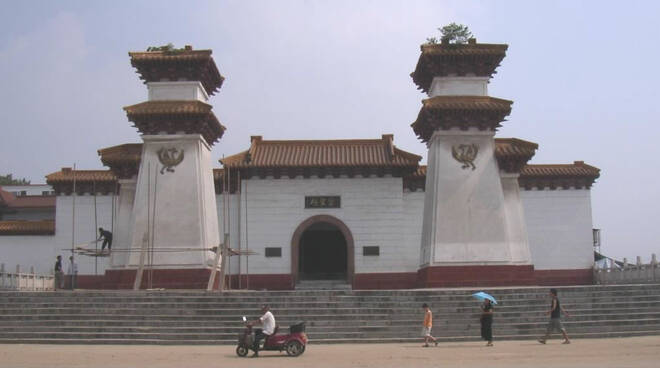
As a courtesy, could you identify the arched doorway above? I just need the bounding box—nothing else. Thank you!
[291,215,354,285]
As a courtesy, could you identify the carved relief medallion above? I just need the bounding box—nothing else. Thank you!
[451,144,478,170]
[157,147,184,174]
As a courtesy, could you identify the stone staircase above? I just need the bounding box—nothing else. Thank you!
[1,284,660,345]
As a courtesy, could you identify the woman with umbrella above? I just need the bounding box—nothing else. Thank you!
[473,292,496,346]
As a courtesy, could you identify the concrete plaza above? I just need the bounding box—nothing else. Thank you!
[1,336,658,368]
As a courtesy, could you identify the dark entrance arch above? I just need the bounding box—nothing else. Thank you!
[291,215,354,285]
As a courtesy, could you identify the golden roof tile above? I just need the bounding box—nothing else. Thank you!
[0,220,55,236]
[220,135,421,169]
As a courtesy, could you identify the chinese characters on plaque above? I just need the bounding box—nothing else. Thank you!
[305,196,340,209]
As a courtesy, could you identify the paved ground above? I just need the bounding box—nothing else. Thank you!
[1,336,659,368]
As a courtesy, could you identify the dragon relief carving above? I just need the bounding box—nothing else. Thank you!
[157,147,184,174]
[451,143,478,170]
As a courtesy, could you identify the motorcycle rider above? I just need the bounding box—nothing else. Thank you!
[249,304,276,357]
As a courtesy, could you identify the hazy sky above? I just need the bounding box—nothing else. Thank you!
[1,1,659,261]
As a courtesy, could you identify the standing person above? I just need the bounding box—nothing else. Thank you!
[538,288,571,344]
[67,256,78,290]
[421,303,438,347]
[480,299,494,346]
[54,255,64,290]
[249,304,276,357]
[97,227,113,252]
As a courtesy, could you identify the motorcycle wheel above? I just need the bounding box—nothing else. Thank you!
[236,345,248,357]
[285,341,304,357]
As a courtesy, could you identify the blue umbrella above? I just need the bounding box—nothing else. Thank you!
[472,291,498,305]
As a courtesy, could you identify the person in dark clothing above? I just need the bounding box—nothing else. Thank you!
[538,288,571,344]
[480,299,494,346]
[54,255,64,290]
[97,227,113,251]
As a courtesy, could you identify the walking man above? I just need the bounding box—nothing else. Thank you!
[422,303,438,347]
[54,255,64,290]
[538,288,571,344]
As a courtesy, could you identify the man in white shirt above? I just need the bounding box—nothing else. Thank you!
[251,304,276,357]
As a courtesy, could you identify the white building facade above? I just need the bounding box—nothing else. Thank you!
[0,41,600,289]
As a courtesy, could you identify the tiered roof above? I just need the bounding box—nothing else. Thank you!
[128,46,224,95]
[411,39,508,93]
[0,220,55,236]
[519,161,600,189]
[219,135,422,182]
[46,168,117,195]
[123,100,225,146]
[411,96,513,141]
[494,138,538,173]
[98,143,142,179]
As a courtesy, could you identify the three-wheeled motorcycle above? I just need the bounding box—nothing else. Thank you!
[236,316,307,357]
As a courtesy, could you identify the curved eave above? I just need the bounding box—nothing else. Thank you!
[411,42,508,93]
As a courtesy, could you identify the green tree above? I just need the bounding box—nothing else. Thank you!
[426,23,473,45]
[0,174,30,185]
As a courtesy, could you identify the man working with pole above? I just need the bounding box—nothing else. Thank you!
[97,227,113,253]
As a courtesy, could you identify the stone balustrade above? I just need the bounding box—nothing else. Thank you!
[0,263,54,291]
[594,254,659,284]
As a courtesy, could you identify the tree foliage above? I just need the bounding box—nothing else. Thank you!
[0,174,30,185]
[426,23,473,45]
[146,43,187,54]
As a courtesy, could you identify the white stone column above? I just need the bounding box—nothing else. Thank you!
[110,178,136,269]
[420,128,513,266]
[127,134,219,269]
[500,172,532,264]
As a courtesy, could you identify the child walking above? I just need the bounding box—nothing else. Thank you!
[422,303,438,347]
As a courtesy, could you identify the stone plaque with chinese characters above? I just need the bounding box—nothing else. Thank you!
[305,196,340,209]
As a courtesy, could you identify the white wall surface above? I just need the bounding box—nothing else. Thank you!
[217,176,422,276]
[0,194,114,275]
[521,188,595,270]
[429,76,489,97]
[1,175,598,277]
[0,235,56,275]
[54,195,114,275]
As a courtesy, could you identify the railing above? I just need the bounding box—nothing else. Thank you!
[594,254,660,284]
[0,263,54,291]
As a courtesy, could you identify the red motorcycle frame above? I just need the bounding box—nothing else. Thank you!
[236,317,307,357]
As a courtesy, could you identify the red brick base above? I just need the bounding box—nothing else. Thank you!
[534,268,593,285]
[71,267,593,290]
[101,269,219,290]
[226,274,294,290]
[353,272,418,289]
[417,265,537,288]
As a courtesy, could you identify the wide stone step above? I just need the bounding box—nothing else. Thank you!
[2,284,659,344]
[4,293,660,308]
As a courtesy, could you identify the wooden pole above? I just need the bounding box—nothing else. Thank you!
[70,163,76,290]
[207,233,229,291]
[93,180,98,275]
[149,169,158,289]
[133,232,149,290]
[226,166,231,290]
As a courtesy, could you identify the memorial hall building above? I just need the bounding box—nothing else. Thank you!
[0,39,600,290]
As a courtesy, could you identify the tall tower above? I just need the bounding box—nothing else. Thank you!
[120,45,225,289]
[411,38,535,287]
